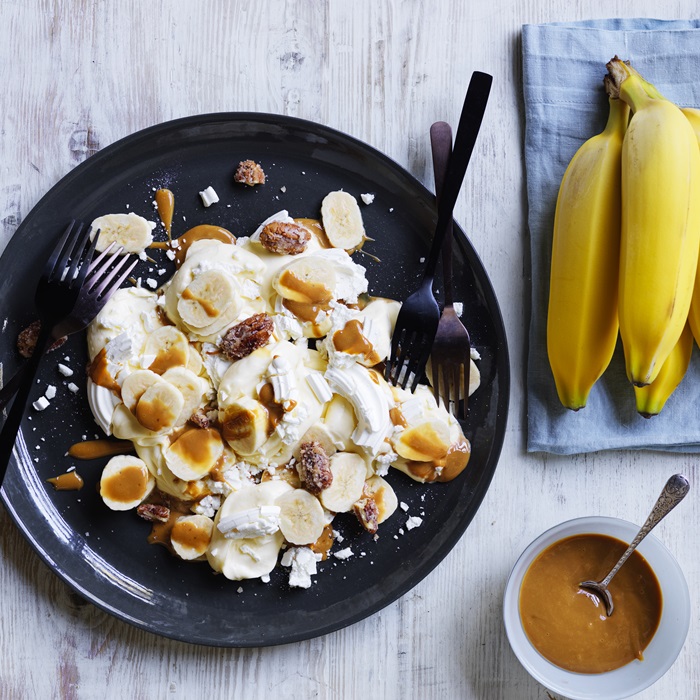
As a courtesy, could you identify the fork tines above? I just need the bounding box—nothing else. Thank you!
[385,327,434,392]
[84,242,138,301]
[431,357,470,420]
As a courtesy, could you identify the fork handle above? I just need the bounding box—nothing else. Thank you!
[0,321,54,485]
[423,71,491,282]
[430,121,454,307]
[0,366,24,412]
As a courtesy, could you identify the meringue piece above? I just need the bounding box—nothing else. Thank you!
[305,371,333,404]
[218,505,282,539]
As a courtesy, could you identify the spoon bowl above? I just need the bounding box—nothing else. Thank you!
[578,473,689,617]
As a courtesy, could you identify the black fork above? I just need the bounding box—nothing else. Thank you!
[385,71,491,391]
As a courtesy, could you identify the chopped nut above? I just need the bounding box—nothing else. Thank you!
[234,159,266,186]
[136,503,170,523]
[297,441,333,495]
[219,313,274,361]
[353,497,379,535]
[16,320,66,358]
[259,221,311,255]
[188,409,210,429]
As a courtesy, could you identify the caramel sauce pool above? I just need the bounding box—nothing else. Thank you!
[148,497,192,553]
[519,534,662,674]
[155,188,175,237]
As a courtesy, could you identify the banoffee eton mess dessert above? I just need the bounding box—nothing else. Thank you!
[82,166,480,589]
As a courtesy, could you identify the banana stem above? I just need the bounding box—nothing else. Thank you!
[606,56,656,113]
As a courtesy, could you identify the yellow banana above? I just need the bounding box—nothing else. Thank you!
[607,57,700,386]
[546,95,628,410]
[681,107,700,347]
[634,323,693,417]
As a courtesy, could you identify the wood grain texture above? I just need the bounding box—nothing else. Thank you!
[0,1,698,698]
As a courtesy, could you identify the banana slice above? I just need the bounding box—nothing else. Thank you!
[273,257,336,304]
[133,381,184,433]
[364,475,398,523]
[394,420,451,462]
[220,395,269,455]
[321,395,357,451]
[90,212,156,254]
[207,481,293,580]
[276,489,326,545]
[187,345,204,375]
[319,452,366,513]
[121,370,162,412]
[171,514,214,560]
[164,427,224,481]
[99,455,154,510]
[320,191,366,251]
[161,366,208,425]
[294,423,339,460]
[144,326,190,375]
[177,270,238,328]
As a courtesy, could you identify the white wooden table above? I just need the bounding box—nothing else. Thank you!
[0,2,697,698]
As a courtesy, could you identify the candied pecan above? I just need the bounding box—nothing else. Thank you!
[188,409,210,429]
[234,159,266,186]
[297,441,333,495]
[353,497,379,535]
[16,320,66,358]
[136,503,170,523]
[259,221,311,255]
[219,313,274,361]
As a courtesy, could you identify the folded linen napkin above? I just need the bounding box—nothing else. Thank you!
[524,18,700,454]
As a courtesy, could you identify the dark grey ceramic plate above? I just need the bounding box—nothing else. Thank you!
[0,113,509,647]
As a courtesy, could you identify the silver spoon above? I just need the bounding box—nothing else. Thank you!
[579,473,690,616]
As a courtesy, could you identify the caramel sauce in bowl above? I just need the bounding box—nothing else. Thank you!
[503,516,690,700]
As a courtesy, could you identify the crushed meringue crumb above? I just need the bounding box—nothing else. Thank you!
[67,383,79,393]
[334,547,354,560]
[32,396,50,411]
[406,516,423,531]
[199,186,220,207]
[45,385,57,400]
[57,363,73,377]
[360,193,375,205]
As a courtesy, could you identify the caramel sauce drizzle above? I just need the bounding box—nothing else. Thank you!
[333,319,380,365]
[181,286,219,318]
[68,439,134,460]
[101,465,149,504]
[155,188,175,238]
[258,382,284,435]
[171,519,211,555]
[47,471,84,491]
[88,348,120,393]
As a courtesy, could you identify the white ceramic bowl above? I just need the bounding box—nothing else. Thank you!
[503,516,690,700]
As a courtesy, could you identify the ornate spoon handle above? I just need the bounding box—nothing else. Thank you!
[601,474,690,588]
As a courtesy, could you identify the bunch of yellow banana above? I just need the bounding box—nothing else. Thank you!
[547,87,628,410]
[547,57,700,416]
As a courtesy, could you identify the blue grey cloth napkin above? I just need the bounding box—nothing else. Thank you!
[523,18,700,454]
